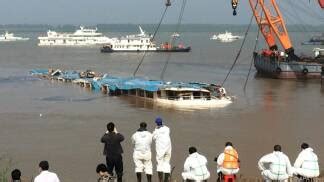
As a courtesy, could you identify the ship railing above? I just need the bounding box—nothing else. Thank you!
[158,96,211,100]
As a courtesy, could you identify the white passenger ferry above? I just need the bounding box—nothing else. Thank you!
[101,26,157,52]
[38,26,111,46]
[0,31,29,42]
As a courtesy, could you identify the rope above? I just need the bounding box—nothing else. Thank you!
[244,18,261,92]
[221,13,254,87]
[175,0,187,35]
[133,5,169,77]
[160,0,187,80]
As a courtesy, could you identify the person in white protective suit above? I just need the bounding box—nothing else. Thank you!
[293,143,320,180]
[131,122,153,182]
[182,146,210,182]
[258,145,293,182]
[152,117,172,182]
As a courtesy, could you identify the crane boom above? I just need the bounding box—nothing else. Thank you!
[248,0,293,52]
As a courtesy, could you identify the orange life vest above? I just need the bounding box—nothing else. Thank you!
[222,148,239,169]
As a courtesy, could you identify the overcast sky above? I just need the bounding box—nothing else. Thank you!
[0,0,322,25]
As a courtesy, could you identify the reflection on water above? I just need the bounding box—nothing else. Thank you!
[39,95,101,102]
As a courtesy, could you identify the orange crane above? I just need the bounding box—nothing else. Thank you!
[230,0,323,79]
[232,0,323,59]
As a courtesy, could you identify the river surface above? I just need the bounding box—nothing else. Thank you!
[0,26,323,181]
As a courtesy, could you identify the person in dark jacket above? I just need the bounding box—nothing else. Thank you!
[101,122,124,182]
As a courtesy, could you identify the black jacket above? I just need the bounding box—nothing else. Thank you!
[101,132,124,156]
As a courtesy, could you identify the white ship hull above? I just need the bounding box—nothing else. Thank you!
[155,97,232,109]
[101,26,157,52]
[38,26,111,47]
[0,32,29,42]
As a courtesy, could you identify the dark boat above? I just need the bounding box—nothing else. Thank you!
[156,46,191,52]
[247,0,324,79]
[302,34,324,45]
[254,50,322,79]
[100,43,191,53]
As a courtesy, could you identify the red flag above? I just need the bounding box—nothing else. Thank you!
[319,0,324,8]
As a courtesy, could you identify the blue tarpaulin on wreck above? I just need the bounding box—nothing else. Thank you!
[92,76,164,92]
[61,71,80,80]
[30,69,210,92]
[30,69,49,75]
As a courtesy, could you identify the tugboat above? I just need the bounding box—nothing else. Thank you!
[247,0,322,79]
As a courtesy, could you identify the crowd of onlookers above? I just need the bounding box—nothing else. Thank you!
[7,117,321,182]
[97,117,320,182]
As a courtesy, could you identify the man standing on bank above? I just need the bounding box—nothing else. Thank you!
[152,117,172,182]
[132,122,153,182]
[101,122,124,182]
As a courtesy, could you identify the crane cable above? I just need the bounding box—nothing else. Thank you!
[133,4,170,77]
[244,15,261,92]
[221,13,254,87]
[160,0,187,80]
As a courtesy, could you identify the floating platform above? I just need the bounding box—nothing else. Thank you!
[30,69,232,109]
[254,51,322,79]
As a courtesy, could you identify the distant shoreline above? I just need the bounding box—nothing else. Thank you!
[0,24,323,33]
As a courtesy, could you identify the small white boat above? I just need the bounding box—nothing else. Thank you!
[171,32,180,38]
[210,31,242,42]
[0,31,30,42]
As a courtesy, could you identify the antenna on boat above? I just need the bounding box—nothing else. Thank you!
[138,26,145,36]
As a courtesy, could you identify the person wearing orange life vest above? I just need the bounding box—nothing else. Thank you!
[216,142,240,180]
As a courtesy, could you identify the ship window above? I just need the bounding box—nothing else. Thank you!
[130,89,136,95]
[193,91,201,99]
[138,89,145,97]
[180,92,192,100]
[166,90,178,100]
[141,40,143,43]
[157,90,161,97]
[202,92,211,100]
[146,40,148,43]
[146,91,153,98]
